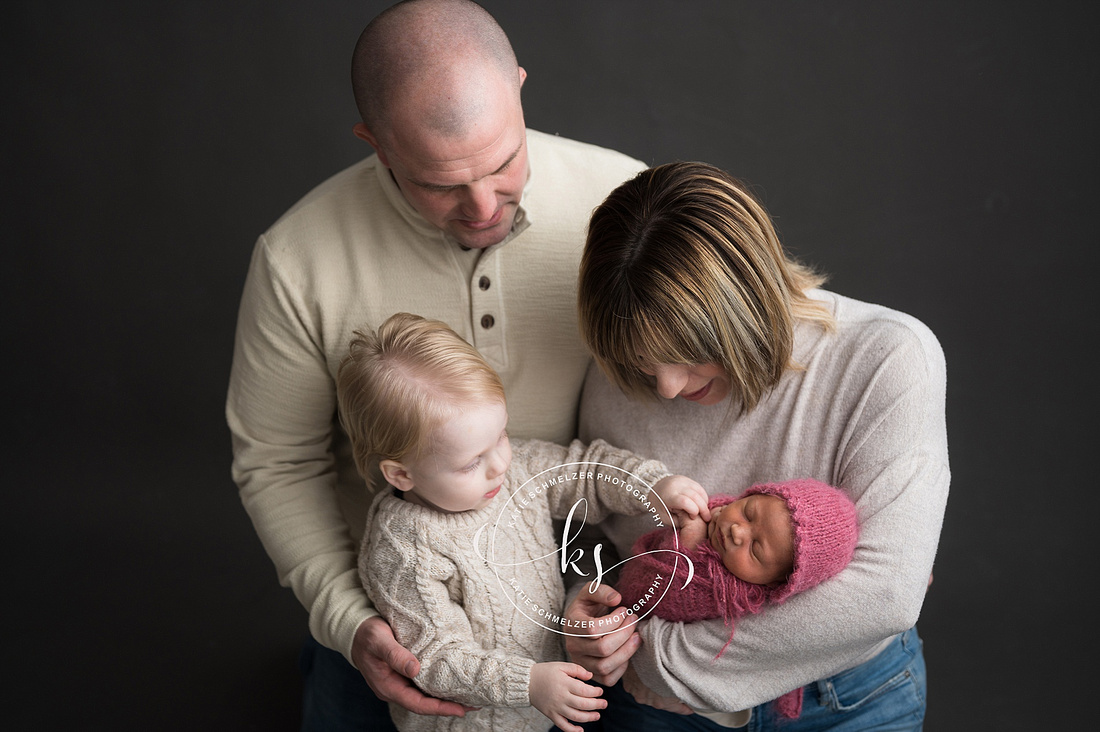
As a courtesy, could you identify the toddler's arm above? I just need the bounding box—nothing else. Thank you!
[513,438,674,522]
[361,515,537,710]
[529,662,606,732]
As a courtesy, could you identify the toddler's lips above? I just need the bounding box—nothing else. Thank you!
[484,485,502,500]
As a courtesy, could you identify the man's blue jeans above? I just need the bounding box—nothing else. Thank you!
[600,626,927,732]
[299,635,397,732]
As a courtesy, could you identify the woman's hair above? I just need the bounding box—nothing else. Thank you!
[336,312,505,485]
[578,161,835,413]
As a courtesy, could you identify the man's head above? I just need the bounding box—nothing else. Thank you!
[351,0,529,249]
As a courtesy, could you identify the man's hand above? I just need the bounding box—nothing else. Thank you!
[622,664,692,715]
[351,616,474,717]
[563,584,641,686]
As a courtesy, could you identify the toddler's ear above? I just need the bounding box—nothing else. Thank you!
[380,459,415,492]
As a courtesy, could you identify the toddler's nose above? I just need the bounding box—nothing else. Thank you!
[486,451,508,478]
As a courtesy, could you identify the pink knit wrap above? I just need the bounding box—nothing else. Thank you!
[618,478,859,719]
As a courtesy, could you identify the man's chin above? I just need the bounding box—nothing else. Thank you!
[452,225,511,249]
[450,208,517,248]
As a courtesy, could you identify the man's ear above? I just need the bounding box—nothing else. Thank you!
[379,459,414,492]
[352,122,390,167]
[518,66,527,88]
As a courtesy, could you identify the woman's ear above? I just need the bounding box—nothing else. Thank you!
[380,459,414,492]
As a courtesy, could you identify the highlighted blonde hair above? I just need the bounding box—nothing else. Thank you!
[336,312,505,486]
[579,162,835,413]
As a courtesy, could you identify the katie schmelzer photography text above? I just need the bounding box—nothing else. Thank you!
[474,462,693,637]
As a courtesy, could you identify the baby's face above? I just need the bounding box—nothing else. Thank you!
[707,494,794,585]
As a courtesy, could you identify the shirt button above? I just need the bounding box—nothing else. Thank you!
[481,314,495,329]
[478,276,491,290]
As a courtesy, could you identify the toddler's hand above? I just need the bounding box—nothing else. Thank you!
[529,662,606,732]
[652,475,711,524]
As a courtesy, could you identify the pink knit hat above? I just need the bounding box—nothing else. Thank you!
[734,478,859,604]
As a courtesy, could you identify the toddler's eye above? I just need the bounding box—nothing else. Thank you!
[461,459,480,473]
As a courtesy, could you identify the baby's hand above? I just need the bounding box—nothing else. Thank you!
[652,475,711,524]
[678,515,708,551]
[529,662,605,732]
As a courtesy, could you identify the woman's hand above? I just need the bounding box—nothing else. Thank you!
[529,662,606,732]
[563,584,642,685]
[351,616,476,717]
[622,664,693,715]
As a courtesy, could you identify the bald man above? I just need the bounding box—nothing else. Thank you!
[225,1,644,728]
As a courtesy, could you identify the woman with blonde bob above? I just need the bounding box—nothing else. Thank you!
[566,162,949,731]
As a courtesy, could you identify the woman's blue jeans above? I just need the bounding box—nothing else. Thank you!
[600,626,927,732]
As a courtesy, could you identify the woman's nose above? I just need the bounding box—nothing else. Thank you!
[653,366,688,400]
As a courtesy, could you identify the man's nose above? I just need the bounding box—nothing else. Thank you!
[460,181,496,221]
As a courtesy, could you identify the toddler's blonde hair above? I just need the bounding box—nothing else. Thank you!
[336,312,505,486]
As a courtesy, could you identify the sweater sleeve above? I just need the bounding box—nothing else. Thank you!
[510,438,673,523]
[226,237,373,661]
[361,513,534,708]
[632,321,950,712]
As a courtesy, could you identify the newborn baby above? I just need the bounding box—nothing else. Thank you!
[618,478,859,719]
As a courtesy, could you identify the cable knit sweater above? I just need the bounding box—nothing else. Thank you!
[359,438,670,732]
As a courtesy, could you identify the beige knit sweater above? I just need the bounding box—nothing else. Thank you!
[359,438,670,731]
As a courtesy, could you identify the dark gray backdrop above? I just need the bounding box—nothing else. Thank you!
[6,1,1097,729]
